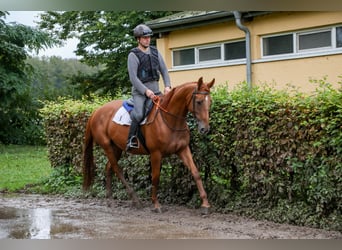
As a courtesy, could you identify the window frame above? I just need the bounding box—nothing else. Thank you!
[261,25,342,61]
[296,28,332,52]
[172,47,195,67]
[171,39,246,70]
[336,26,342,47]
[261,32,295,57]
[224,40,247,60]
[197,44,223,64]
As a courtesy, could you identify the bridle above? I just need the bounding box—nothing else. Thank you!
[151,87,210,131]
[191,87,210,117]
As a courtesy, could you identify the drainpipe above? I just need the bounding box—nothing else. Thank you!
[233,11,252,89]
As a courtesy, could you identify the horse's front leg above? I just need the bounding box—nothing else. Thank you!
[178,146,210,215]
[105,161,113,198]
[150,152,163,213]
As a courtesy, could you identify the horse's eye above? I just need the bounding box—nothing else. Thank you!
[196,100,203,105]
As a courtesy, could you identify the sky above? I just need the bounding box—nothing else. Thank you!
[5,11,79,59]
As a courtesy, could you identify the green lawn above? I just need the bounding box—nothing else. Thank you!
[0,145,52,192]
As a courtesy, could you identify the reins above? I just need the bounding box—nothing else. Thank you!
[151,95,188,131]
[152,95,186,120]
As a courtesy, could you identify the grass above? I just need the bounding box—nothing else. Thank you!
[0,145,52,192]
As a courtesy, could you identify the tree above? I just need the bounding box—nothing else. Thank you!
[0,11,57,144]
[27,56,101,100]
[38,11,178,96]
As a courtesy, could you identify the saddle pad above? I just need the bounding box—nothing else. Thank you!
[122,100,134,112]
[112,106,147,125]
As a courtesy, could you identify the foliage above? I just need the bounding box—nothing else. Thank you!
[0,12,57,145]
[38,11,179,96]
[40,78,341,231]
[27,56,102,100]
[1,11,176,145]
[40,164,83,196]
[191,79,341,231]
[40,95,112,171]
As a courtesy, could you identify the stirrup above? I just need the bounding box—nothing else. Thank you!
[126,136,139,150]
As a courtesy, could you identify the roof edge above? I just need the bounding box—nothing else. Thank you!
[146,11,272,34]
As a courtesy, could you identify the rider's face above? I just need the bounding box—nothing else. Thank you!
[138,36,151,48]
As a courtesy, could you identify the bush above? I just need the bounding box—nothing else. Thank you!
[189,79,341,231]
[40,95,112,172]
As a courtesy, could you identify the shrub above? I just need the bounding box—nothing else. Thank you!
[189,79,341,231]
[40,95,111,172]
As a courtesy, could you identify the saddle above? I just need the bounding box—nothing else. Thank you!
[112,97,155,153]
[112,98,153,126]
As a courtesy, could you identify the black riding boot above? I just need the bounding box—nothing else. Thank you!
[126,118,140,151]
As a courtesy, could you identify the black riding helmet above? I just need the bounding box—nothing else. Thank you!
[133,24,153,38]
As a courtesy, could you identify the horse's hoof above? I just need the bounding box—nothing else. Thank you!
[200,206,210,216]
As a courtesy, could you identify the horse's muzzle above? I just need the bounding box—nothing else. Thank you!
[198,122,210,134]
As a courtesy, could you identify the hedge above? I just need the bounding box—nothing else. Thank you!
[41,79,341,231]
[40,96,112,171]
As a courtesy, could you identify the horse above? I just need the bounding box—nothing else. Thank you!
[83,77,215,214]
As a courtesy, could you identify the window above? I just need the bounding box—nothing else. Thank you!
[336,26,342,47]
[198,46,221,62]
[298,30,331,50]
[173,48,195,66]
[172,40,246,68]
[262,26,342,58]
[263,34,293,56]
[225,40,246,60]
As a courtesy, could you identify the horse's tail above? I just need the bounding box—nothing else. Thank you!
[83,117,95,191]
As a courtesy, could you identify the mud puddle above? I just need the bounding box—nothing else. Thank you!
[0,194,341,239]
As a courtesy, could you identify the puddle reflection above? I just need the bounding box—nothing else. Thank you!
[29,208,51,239]
[0,207,52,239]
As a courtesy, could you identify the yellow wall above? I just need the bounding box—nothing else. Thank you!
[168,65,246,90]
[157,11,342,93]
[253,55,342,92]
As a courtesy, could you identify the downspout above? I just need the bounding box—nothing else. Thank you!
[233,11,252,89]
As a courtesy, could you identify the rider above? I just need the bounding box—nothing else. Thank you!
[126,24,172,151]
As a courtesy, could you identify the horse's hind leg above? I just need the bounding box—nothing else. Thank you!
[103,143,142,208]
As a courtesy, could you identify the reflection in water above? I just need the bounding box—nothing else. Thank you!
[29,208,52,239]
[0,206,81,239]
[0,207,52,239]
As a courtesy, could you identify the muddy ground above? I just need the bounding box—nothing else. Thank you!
[0,194,341,239]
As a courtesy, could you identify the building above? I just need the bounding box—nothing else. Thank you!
[147,11,342,92]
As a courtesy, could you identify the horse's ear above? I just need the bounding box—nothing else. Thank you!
[197,77,204,89]
[207,78,215,89]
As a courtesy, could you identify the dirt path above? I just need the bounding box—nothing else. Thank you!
[0,194,341,239]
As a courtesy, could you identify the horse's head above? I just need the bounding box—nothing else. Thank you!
[190,77,215,134]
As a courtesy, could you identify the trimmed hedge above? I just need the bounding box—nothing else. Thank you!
[41,79,341,231]
[40,96,112,171]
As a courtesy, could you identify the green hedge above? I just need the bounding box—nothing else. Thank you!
[191,80,341,231]
[40,96,112,172]
[41,79,341,231]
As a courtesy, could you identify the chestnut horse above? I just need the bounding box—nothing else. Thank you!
[83,77,215,214]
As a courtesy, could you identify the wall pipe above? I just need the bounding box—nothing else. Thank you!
[233,11,252,89]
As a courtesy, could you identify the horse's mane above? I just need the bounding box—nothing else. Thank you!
[160,81,197,108]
